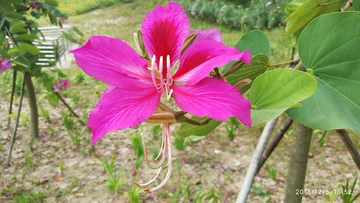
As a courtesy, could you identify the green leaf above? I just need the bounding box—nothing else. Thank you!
[0,18,4,29]
[0,0,14,13]
[55,69,66,77]
[226,54,269,94]
[284,0,342,36]
[188,136,206,142]
[284,0,320,22]
[7,47,26,56]
[9,22,27,34]
[18,42,40,55]
[45,0,59,7]
[30,11,41,19]
[15,34,39,41]
[353,0,360,11]
[176,116,222,137]
[285,0,307,15]
[250,69,317,126]
[234,30,270,58]
[13,55,30,69]
[285,7,321,36]
[11,0,23,4]
[4,12,23,19]
[73,26,84,36]
[286,12,360,135]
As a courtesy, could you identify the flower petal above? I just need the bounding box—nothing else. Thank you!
[173,39,251,85]
[70,36,152,89]
[89,86,161,146]
[142,2,189,71]
[172,77,251,127]
[188,29,223,43]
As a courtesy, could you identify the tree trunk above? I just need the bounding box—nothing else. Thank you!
[25,71,39,140]
[284,121,312,203]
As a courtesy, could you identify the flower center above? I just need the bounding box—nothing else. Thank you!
[149,55,173,100]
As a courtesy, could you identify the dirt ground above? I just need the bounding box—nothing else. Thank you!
[1,89,360,203]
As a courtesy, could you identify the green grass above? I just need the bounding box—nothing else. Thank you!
[58,0,134,15]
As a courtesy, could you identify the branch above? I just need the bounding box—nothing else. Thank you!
[53,89,86,126]
[7,70,17,129]
[268,58,300,67]
[6,73,26,166]
[256,117,293,173]
[236,118,278,203]
[336,129,360,170]
[341,0,352,11]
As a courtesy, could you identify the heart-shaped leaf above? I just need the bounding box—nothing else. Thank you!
[250,69,317,125]
[287,12,360,135]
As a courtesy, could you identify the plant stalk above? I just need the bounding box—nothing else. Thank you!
[7,70,17,130]
[6,73,26,166]
[336,129,360,170]
[236,118,278,203]
[54,89,86,126]
[284,121,312,203]
[256,117,293,173]
[268,58,300,67]
[25,71,39,139]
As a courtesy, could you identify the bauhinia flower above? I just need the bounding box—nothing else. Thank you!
[0,57,12,71]
[29,2,41,10]
[70,2,251,193]
[53,79,70,92]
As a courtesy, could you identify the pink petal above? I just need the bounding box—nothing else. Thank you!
[188,29,223,43]
[141,2,189,76]
[70,36,152,89]
[89,86,161,146]
[172,77,251,127]
[173,39,251,85]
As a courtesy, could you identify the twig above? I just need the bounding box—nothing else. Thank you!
[53,89,86,126]
[341,0,352,11]
[256,117,293,173]
[7,70,17,129]
[6,73,26,166]
[268,58,300,67]
[236,118,278,203]
[336,129,360,170]
[293,61,303,70]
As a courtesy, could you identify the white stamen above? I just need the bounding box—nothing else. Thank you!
[149,124,172,192]
[137,167,163,187]
[166,89,173,101]
[150,55,161,93]
[159,56,164,94]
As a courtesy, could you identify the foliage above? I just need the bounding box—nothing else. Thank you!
[24,152,33,168]
[128,132,144,170]
[286,12,360,136]
[177,0,290,31]
[327,176,360,203]
[99,156,127,192]
[124,183,143,203]
[192,187,222,203]
[170,177,194,202]
[266,165,277,180]
[58,0,134,15]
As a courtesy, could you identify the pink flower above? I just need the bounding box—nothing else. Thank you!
[29,2,41,9]
[181,159,185,164]
[0,57,12,71]
[59,17,68,24]
[70,2,251,193]
[70,1,251,148]
[61,79,71,89]
[53,82,63,92]
[255,176,260,181]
